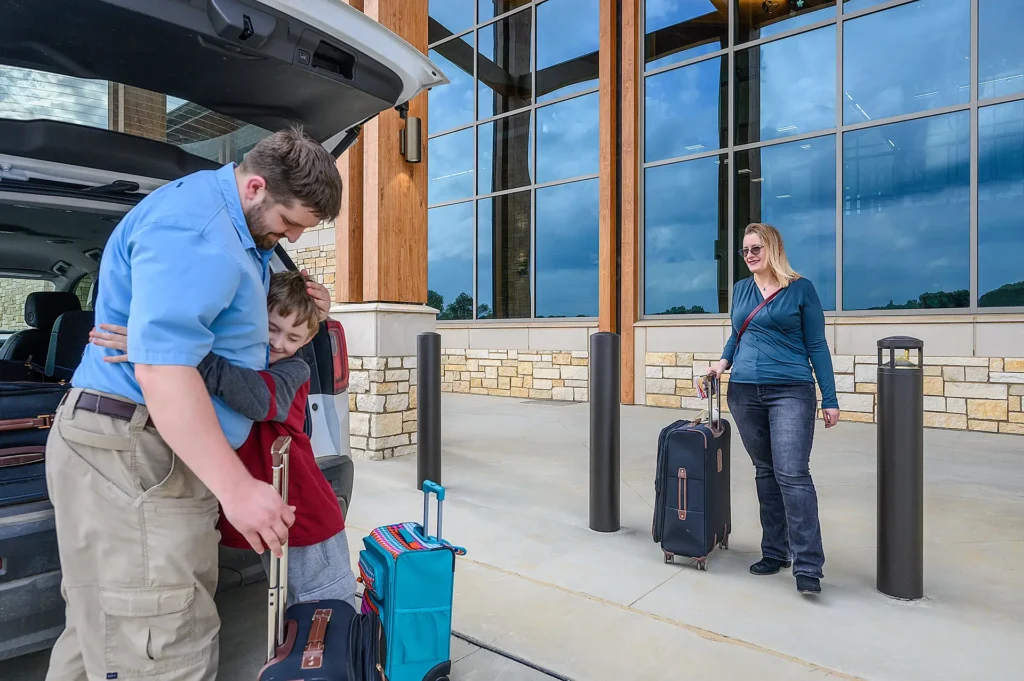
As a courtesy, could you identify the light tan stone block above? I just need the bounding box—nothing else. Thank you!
[832,355,855,373]
[680,397,707,410]
[368,434,409,450]
[1012,385,1024,396]
[517,362,534,375]
[841,412,875,424]
[553,353,571,365]
[924,412,967,430]
[404,409,417,422]
[647,378,676,395]
[574,388,589,401]
[498,366,517,377]
[371,381,399,395]
[349,394,357,411]
[969,420,999,433]
[349,371,370,394]
[675,384,698,397]
[999,422,1024,435]
[856,383,877,394]
[509,350,519,359]
[534,368,560,380]
[452,381,469,393]
[511,387,530,398]
[927,356,989,367]
[484,366,499,380]
[497,377,511,390]
[349,357,363,370]
[403,420,416,434]
[694,352,719,361]
[552,379,564,388]
[924,366,941,377]
[511,377,524,388]
[350,413,369,437]
[965,367,989,382]
[385,394,409,412]
[488,389,510,397]
[350,436,368,451]
[1009,396,1021,412]
[519,354,542,362]
[1009,412,1024,424]
[502,359,519,368]
[488,351,508,359]
[534,379,553,390]
[403,356,418,369]
[942,366,965,381]
[534,362,554,370]
[1005,358,1024,372]
[646,366,663,379]
[839,392,874,413]
[466,349,489,359]
[542,354,553,362]
[363,357,387,370]
[553,387,574,401]
[923,396,946,412]
[947,397,967,414]
[467,359,480,371]
[647,352,677,366]
[572,351,588,358]
[368,370,385,383]
[356,394,386,413]
[523,375,534,389]
[990,373,1024,384]
[483,378,498,389]
[675,353,694,366]
[571,358,588,366]
[967,399,1008,421]
[529,389,553,399]
[855,364,877,383]
[664,366,693,380]
[561,366,588,381]
[945,382,1007,399]
[647,394,681,408]
[923,377,944,396]
[470,387,488,395]
[387,357,402,369]
[566,380,588,388]
[370,412,403,437]
[836,375,855,393]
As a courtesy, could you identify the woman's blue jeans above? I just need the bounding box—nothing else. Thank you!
[726,381,825,579]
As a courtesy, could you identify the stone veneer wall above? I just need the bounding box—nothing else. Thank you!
[0,279,54,331]
[347,356,418,460]
[646,352,1024,435]
[441,349,589,401]
[287,222,336,298]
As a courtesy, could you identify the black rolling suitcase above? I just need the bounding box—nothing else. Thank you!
[0,382,68,508]
[652,375,731,571]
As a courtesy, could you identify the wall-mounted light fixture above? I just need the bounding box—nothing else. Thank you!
[398,104,422,163]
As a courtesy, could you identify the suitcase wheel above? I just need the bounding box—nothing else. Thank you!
[663,551,674,564]
[719,536,729,550]
[696,558,708,572]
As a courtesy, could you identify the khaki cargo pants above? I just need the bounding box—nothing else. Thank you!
[44,388,221,681]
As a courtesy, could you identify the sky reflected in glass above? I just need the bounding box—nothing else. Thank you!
[430,0,475,38]
[979,100,1024,308]
[843,0,970,125]
[428,128,475,205]
[537,0,600,102]
[979,0,1024,100]
[645,0,727,71]
[477,191,532,319]
[429,37,474,134]
[645,56,726,162]
[536,93,600,183]
[478,111,532,195]
[843,112,970,311]
[428,202,475,320]
[536,179,600,318]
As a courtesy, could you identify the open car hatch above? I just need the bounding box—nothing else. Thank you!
[0,0,447,148]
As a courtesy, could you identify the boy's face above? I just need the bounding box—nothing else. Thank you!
[268,307,313,364]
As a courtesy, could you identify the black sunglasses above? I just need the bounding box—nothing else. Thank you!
[738,245,763,258]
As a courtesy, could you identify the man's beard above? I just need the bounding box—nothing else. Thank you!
[244,201,280,250]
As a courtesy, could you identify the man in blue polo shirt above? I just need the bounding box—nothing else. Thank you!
[43,127,341,681]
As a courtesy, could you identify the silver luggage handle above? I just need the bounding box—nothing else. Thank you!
[267,435,292,662]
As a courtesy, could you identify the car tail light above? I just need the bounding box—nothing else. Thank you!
[326,319,349,394]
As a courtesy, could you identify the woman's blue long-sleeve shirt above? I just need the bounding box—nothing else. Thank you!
[721,277,839,410]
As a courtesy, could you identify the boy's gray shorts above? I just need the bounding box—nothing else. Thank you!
[261,528,357,610]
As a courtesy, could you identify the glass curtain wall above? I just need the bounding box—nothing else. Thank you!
[642,0,1024,316]
[427,0,601,320]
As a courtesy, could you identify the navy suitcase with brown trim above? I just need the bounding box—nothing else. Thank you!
[0,382,68,508]
[652,376,732,571]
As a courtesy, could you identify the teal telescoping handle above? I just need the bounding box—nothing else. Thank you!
[422,480,445,540]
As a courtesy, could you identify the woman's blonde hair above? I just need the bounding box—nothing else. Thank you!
[744,223,800,288]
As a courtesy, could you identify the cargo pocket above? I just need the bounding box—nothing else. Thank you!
[99,585,200,675]
[392,608,448,665]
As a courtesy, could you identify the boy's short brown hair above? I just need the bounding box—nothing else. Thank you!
[267,271,321,338]
[240,125,342,222]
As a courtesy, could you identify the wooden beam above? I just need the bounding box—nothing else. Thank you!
[361,0,429,304]
[620,0,641,404]
[598,0,619,334]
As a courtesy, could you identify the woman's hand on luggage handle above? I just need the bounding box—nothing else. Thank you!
[823,408,840,428]
[90,323,129,362]
[707,359,729,379]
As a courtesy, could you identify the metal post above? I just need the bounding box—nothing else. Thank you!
[417,332,441,490]
[589,332,620,532]
[876,336,925,600]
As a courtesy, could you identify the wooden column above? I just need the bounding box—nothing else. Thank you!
[620,0,641,403]
[361,0,429,304]
[108,84,166,141]
[334,0,365,304]
[598,0,619,335]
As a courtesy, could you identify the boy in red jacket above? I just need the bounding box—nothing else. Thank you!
[92,271,355,609]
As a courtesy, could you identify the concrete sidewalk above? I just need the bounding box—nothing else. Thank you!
[343,393,1024,681]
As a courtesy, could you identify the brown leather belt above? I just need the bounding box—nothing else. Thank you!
[73,391,153,427]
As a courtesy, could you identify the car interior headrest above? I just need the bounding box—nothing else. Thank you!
[24,291,82,331]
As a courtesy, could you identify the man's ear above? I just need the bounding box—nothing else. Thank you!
[242,175,267,202]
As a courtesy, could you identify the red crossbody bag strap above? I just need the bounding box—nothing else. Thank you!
[736,288,781,340]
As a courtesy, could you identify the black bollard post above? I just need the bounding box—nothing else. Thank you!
[589,332,620,532]
[876,336,925,600]
[417,332,441,491]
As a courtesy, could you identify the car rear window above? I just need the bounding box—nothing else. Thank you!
[0,277,54,333]
[0,65,272,165]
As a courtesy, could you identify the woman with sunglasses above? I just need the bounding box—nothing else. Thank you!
[708,222,839,595]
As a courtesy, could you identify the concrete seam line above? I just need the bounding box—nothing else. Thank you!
[458,557,867,681]
[353,590,575,681]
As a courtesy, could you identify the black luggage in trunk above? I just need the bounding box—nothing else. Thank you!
[652,377,731,571]
[0,383,68,508]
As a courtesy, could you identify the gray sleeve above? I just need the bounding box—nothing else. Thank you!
[196,354,310,423]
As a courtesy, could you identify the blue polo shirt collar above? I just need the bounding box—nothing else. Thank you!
[215,163,257,253]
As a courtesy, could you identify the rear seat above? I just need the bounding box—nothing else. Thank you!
[45,310,95,382]
[0,292,81,365]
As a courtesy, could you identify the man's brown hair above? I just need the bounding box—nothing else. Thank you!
[267,271,321,338]
[240,125,341,221]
